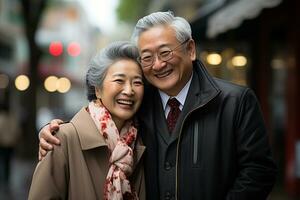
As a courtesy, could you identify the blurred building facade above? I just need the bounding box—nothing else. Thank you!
[0,0,106,182]
[0,0,299,199]
[34,0,100,124]
[190,0,300,198]
[0,0,24,133]
[0,0,103,129]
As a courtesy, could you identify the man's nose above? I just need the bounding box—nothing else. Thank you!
[152,54,167,71]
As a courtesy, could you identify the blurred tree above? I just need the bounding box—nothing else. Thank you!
[19,0,48,158]
[116,0,150,24]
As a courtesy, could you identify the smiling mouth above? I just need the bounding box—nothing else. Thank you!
[117,99,134,107]
[155,69,172,78]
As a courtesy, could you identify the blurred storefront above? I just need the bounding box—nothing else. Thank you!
[0,0,105,160]
[0,0,102,128]
[189,0,300,198]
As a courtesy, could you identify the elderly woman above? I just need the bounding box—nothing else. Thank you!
[28,41,145,200]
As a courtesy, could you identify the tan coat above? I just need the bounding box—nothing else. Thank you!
[28,107,146,200]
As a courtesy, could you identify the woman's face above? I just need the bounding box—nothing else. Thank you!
[96,59,144,129]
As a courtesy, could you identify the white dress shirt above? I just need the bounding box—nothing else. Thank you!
[159,73,193,118]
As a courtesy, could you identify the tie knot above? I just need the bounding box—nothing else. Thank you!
[167,98,180,109]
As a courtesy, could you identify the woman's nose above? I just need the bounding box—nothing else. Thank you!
[122,83,134,95]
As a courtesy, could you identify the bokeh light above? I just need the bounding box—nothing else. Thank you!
[49,41,63,56]
[44,76,58,92]
[57,77,71,93]
[206,53,222,65]
[15,75,30,91]
[67,42,81,57]
[232,55,247,67]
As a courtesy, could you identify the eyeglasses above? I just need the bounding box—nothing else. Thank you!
[138,39,190,68]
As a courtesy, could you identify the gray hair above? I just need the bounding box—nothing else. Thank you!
[131,11,192,45]
[86,41,140,101]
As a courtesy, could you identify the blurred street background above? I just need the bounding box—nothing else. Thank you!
[0,0,299,199]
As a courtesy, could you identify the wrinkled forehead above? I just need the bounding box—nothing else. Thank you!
[137,25,178,51]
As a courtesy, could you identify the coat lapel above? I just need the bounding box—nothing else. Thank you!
[132,138,146,194]
[71,107,107,150]
[134,140,146,169]
[170,73,202,142]
[153,91,171,144]
[170,60,221,143]
[71,108,109,199]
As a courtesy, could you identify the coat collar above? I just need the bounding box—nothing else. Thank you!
[188,59,220,108]
[71,107,107,150]
[71,107,145,162]
[164,59,221,114]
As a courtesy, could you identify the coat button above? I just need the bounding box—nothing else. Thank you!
[164,162,172,170]
[165,191,171,200]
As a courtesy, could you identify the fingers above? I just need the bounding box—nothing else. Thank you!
[39,123,61,145]
[38,151,41,161]
[38,138,52,161]
[49,119,63,132]
[38,145,48,161]
[38,119,64,160]
[39,136,59,161]
[40,137,54,151]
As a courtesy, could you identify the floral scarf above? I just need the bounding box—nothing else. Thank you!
[88,101,138,200]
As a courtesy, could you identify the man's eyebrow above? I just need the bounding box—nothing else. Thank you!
[140,43,171,53]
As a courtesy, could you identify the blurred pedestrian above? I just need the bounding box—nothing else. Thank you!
[0,77,21,187]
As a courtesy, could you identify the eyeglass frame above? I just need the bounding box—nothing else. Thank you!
[137,38,190,68]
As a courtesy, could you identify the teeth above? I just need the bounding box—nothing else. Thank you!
[117,99,133,105]
[156,70,171,78]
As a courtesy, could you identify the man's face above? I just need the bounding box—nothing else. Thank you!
[137,25,196,96]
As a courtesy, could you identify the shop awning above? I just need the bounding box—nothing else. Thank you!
[206,0,282,38]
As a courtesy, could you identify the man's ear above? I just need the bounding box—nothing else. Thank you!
[187,39,196,61]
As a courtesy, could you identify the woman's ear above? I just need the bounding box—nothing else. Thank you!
[95,87,101,99]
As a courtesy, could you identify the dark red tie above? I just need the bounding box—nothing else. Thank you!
[166,98,181,133]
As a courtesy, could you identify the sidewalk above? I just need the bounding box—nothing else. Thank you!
[0,156,36,200]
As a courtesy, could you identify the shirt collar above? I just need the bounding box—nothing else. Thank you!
[159,72,193,111]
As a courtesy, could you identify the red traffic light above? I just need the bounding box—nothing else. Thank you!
[49,41,63,56]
